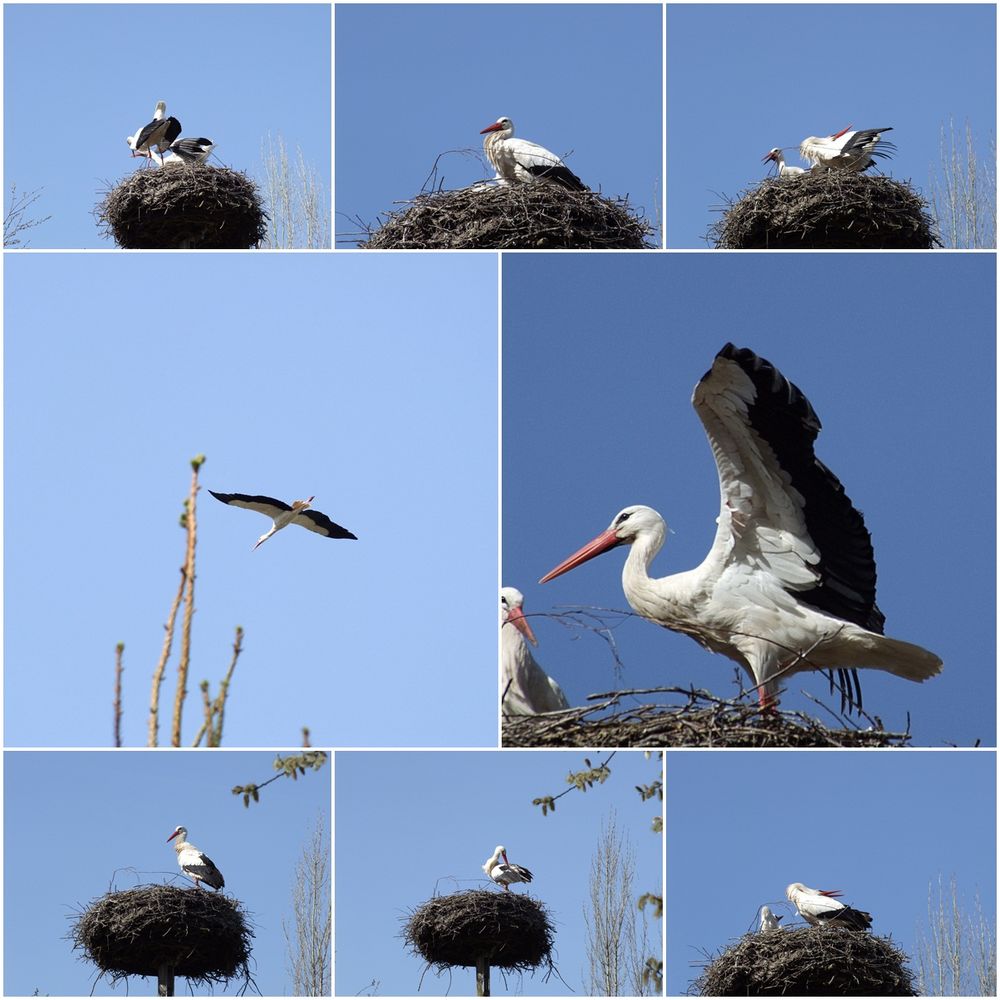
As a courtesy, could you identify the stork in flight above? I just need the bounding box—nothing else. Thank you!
[209,491,358,550]
[501,587,570,715]
[762,147,806,176]
[759,904,784,932]
[167,825,225,890]
[164,137,216,164]
[480,117,588,191]
[800,125,895,172]
[786,882,872,931]
[126,101,182,163]
[538,343,942,713]
[483,845,534,891]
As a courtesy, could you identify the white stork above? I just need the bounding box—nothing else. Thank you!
[800,125,895,172]
[501,587,570,715]
[480,117,587,191]
[762,148,806,176]
[166,825,225,890]
[759,904,784,932]
[127,101,182,163]
[208,491,357,550]
[538,343,942,713]
[786,882,872,931]
[164,137,216,164]
[483,845,534,891]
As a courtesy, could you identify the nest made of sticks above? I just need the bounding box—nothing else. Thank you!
[709,171,940,249]
[71,884,253,987]
[97,165,268,249]
[691,927,917,996]
[503,687,912,748]
[404,889,554,972]
[359,183,655,249]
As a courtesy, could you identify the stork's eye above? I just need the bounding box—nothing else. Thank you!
[616,512,631,525]
[501,597,509,608]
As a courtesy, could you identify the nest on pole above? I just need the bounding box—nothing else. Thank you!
[503,687,912,748]
[70,884,253,989]
[692,927,917,996]
[403,889,554,974]
[359,183,655,249]
[97,165,268,249]
[709,172,940,249]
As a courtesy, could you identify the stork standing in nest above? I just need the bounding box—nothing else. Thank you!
[799,125,895,172]
[762,147,806,176]
[127,100,182,165]
[483,845,533,891]
[501,587,569,715]
[786,882,872,931]
[479,117,587,191]
[209,491,358,550]
[167,825,225,890]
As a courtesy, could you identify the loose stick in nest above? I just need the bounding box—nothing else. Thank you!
[403,889,554,973]
[709,172,940,249]
[358,183,655,249]
[96,166,268,249]
[503,686,912,748]
[691,927,917,996]
[71,884,253,988]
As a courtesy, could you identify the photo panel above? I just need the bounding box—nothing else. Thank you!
[502,252,995,748]
[4,253,498,748]
[4,749,331,996]
[666,750,997,995]
[335,749,664,996]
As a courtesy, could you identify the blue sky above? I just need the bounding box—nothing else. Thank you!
[667,750,997,994]
[335,749,663,996]
[4,252,497,748]
[335,4,663,246]
[4,749,331,996]
[667,4,997,247]
[3,4,330,248]
[503,252,995,747]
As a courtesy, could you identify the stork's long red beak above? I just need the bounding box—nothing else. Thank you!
[830,124,852,139]
[539,528,621,584]
[762,150,777,163]
[506,606,538,646]
[166,830,181,843]
[502,850,510,865]
[819,889,843,898]
[480,122,503,134]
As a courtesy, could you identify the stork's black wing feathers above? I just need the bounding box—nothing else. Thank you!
[184,854,225,889]
[297,509,358,540]
[208,490,292,512]
[825,905,872,931]
[713,343,885,636]
[524,163,588,191]
[135,116,182,150]
[840,127,893,154]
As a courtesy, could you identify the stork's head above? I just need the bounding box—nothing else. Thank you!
[539,505,666,584]
[501,587,538,646]
[167,825,188,843]
[154,100,167,118]
[480,117,514,137]
[762,147,782,164]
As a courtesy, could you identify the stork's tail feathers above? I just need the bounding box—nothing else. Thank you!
[845,630,943,682]
[828,906,872,931]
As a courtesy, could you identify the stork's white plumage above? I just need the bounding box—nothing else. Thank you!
[762,148,806,176]
[786,882,872,931]
[209,491,357,550]
[167,825,225,890]
[127,101,182,162]
[759,905,784,932]
[800,125,895,172]
[538,343,942,712]
[501,587,570,715]
[483,845,534,891]
[165,137,216,164]
[480,117,587,191]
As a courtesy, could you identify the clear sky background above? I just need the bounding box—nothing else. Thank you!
[666,4,997,247]
[3,4,330,248]
[335,749,663,996]
[4,749,331,996]
[667,750,997,994]
[335,4,663,246]
[5,252,497,748]
[503,252,995,747]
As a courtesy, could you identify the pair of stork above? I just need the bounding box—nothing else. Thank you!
[126,100,215,167]
[509,343,942,716]
[763,124,895,176]
[761,883,873,933]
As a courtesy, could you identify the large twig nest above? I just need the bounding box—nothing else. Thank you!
[71,884,253,987]
[404,889,554,972]
[692,927,917,996]
[97,166,267,249]
[360,184,655,249]
[503,687,912,748]
[709,172,940,249]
